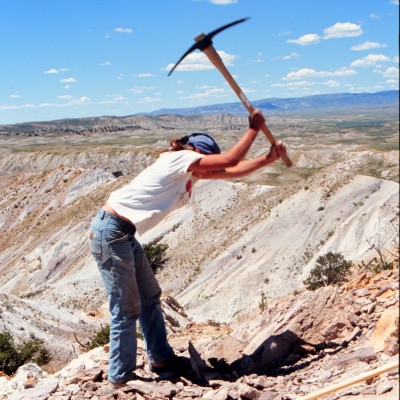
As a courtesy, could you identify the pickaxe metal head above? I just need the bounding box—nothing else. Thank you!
[167,17,249,76]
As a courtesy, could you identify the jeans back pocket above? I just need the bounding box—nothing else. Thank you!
[88,227,103,264]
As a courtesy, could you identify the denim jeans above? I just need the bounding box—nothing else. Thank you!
[88,209,174,383]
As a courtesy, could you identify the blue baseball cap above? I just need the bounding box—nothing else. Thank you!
[187,133,221,155]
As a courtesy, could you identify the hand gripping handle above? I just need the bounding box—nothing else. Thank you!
[200,43,293,168]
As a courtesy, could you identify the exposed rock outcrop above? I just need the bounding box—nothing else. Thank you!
[0,269,398,400]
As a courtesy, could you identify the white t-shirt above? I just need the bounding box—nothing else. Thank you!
[107,150,204,235]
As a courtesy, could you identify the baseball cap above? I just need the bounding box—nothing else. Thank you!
[187,133,221,155]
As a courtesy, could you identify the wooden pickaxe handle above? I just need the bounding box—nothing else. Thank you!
[198,39,293,168]
[296,359,399,399]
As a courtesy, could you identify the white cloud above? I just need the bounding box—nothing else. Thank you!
[381,66,399,79]
[44,68,69,74]
[286,22,363,48]
[271,82,317,94]
[0,96,91,111]
[324,80,340,87]
[44,68,59,74]
[283,67,357,80]
[351,41,387,51]
[351,54,391,67]
[115,27,133,33]
[108,94,127,100]
[0,104,34,110]
[99,95,128,104]
[181,87,230,100]
[271,79,341,89]
[128,86,156,94]
[272,81,316,88]
[100,61,112,66]
[60,78,77,83]
[9,94,20,99]
[273,52,300,60]
[209,0,238,4]
[390,0,399,5]
[287,33,320,46]
[57,95,73,100]
[165,50,237,72]
[323,22,363,39]
[136,97,161,104]
[369,13,380,20]
[133,73,155,78]
[69,96,90,105]
[128,87,144,94]
[343,83,385,92]
[249,52,264,63]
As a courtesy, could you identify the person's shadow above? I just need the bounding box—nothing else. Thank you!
[184,330,344,386]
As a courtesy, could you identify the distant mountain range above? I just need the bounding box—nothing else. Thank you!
[149,90,399,116]
[1,90,398,134]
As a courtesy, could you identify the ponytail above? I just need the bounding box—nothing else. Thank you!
[169,135,194,151]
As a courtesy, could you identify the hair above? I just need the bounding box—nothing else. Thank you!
[169,135,194,152]
[157,136,193,155]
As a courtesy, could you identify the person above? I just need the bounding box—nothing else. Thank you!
[88,109,286,390]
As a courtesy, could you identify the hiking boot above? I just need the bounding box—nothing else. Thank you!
[108,371,137,392]
[108,381,135,392]
[150,355,192,374]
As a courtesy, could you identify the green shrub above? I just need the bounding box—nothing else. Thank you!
[89,324,143,350]
[303,252,353,291]
[89,324,110,349]
[361,258,394,275]
[0,332,51,376]
[18,337,51,366]
[143,241,169,275]
[258,292,267,313]
[0,332,19,375]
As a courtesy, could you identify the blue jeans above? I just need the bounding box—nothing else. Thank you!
[88,209,174,383]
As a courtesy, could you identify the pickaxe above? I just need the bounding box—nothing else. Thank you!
[168,18,293,168]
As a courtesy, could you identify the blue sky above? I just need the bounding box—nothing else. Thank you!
[1,0,398,124]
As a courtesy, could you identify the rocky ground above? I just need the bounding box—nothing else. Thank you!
[0,268,398,400]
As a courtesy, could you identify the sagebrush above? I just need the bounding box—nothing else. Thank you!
[304,252,353,291]
[0,331,51,375]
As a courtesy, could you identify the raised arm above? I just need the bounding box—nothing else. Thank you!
[188,109,265,172]
[193,141,286,179]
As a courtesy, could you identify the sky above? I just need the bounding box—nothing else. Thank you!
[1,0,399,124]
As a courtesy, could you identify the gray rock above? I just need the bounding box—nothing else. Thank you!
[333,346,377,367]
[8,378,59,400]
[376,381,394,395]
[201,387,229,400]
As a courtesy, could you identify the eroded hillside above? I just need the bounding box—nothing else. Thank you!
[0,111,398,374]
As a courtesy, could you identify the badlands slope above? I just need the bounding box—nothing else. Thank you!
[0,111,398,365]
